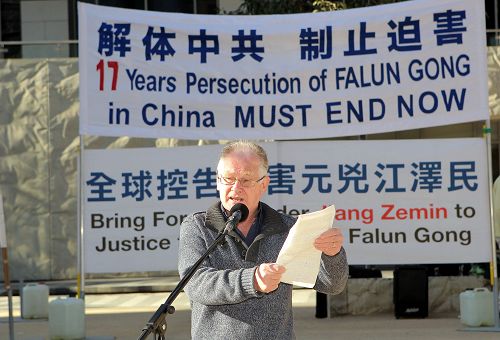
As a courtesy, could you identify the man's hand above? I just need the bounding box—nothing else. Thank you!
[254,263,286,293]
[314,228,344,256]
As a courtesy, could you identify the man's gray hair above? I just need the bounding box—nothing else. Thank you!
[219,140,269,176]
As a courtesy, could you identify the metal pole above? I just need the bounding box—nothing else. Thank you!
[78,135,85,300]
[0,39,78,46]
[2,248,14,340]
[0,194,14,340]
[486,120,500,329]
[498,121,500,176]
[462,121,500,333]
[0,4,3,59]
[495,0,499,45]
[7,286,14,340]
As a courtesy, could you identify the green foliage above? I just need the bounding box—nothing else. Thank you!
[231,0,407,15]
[347,0,406,7]
[233,0,314,14]
[312,1,346,13]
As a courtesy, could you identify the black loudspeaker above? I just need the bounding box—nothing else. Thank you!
[393,267,428,318]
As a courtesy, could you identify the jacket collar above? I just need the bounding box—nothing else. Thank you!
[205,201,288,237]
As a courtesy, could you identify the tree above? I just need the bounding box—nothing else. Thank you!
[232,0,406,14]
[232,0,313,14]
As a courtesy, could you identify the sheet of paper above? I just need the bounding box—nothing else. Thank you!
[276,205,336,288]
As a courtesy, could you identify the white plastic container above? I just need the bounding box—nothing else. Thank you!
[22,283,49,319]
[49,297,85,340]
[459,287,494,327]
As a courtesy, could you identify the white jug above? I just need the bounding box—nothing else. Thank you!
[49,297,85,340]
[22,283,49,319]
[459,287,494,327]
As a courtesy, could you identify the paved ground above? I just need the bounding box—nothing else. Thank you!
[2,288,500,340]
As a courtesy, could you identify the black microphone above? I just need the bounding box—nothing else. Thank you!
[225,203,249,232]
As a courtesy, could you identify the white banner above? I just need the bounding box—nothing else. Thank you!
[83,139,491,273]
[78,0,488,140]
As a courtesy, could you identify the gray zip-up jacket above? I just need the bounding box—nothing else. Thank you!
[178,201,348,340]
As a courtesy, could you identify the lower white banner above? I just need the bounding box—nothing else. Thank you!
[83,139,491,273]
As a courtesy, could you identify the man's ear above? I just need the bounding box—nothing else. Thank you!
[216,177,222,192]
[261,175,270,191]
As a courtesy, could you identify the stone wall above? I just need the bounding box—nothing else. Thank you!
[330,276,487,316]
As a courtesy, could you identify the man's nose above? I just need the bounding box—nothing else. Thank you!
[231,179,246,190]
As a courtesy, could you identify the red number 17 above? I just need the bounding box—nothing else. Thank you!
[96,60,119,91]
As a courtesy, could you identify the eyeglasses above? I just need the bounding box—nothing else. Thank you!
[218,174,267,188]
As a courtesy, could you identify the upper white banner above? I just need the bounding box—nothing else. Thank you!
[78,0,488,140]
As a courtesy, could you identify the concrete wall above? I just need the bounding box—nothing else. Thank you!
[330,276,487,316]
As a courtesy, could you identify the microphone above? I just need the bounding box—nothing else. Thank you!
[225,203,249,232]
[138,202,248,339]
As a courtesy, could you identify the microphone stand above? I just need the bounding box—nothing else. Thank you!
[137,215,241,340]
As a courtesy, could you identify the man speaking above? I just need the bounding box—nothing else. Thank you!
[178,140,348,339]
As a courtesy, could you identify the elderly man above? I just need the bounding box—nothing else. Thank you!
[178,140,348,339]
